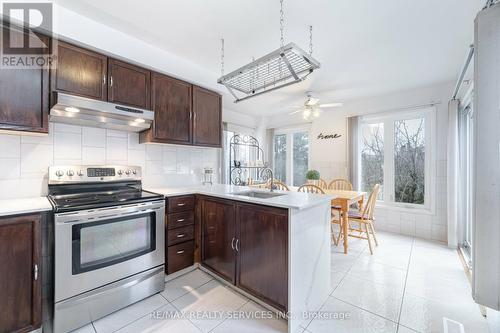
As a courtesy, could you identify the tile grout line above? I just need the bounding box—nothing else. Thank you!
[395,236,415,332]
[105,299,170,333]
[206,299,251,333]
[332,295,401,325]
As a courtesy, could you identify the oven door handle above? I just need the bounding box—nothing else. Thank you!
[55,203,164,225]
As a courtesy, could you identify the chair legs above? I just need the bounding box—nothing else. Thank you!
[364,224,373,255]
[369,223,378,246]
[331,222,338,246]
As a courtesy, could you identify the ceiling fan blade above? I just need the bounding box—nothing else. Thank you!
[319,103,343,108]
[289,110,302,115]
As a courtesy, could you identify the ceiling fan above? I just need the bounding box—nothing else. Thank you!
[289,92,343,120]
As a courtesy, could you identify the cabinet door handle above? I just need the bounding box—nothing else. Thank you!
[231,237,235,250]
[176,234,185,238]
[177,203,186,207]
[103,75,106,85]
[177,250,185,254]
[235,239,239,252]
[177,218,185,222]
[110,76,113,87]
[34,264,38,281]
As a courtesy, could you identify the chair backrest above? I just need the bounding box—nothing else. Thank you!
[328,178,353,190]
[318,178,328,189]
[362,184,380,220]
[270,181,290,191]
[297,184,325,194]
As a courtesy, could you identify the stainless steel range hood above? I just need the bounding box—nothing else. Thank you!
[49,93,155,132]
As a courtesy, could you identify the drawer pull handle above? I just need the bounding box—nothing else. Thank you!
[177,234,186,238]
[177,203,186,206]
[177,219,185,222]
[177,250,185,254]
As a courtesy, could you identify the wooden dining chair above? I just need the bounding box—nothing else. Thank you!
[345,184,380,254]
[266,180,290,191]
[328,179,353,245]
[318,178,328,189]
[328,178,353,190]
[297,184,325,194]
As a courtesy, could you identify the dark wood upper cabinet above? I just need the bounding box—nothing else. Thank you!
[140,73,192,144]
[192,86,222,147]
[201,197,236,283]
[107,59,150,109]
[0,214,41,333]
[52,41,107,101]
[0,27,49,133]
[236,203,288,311]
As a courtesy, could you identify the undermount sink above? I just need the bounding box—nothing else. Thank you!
[230,191,287,199]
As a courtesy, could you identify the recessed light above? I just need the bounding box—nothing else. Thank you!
[65,107,80,113]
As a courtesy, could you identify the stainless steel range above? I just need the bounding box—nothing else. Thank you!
[48,165,165,333]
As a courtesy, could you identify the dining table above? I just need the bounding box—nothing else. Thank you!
[287,186,366,254]
[322,189,366,254]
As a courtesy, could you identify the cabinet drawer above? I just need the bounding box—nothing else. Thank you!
[167,211,194,229]
[167,225,194,246]
[167,195,194,213]
[167,241,194,274]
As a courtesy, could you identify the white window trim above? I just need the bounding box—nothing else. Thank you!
[273,125,311,186]
[359,107,436,213]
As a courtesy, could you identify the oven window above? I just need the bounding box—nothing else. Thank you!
[72,212,156,274]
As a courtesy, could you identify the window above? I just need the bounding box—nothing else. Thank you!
[292,132,309,186]
[273,128,309,186]
[359,108,434,209]
[274,134,287,182]
[361,123,384,199]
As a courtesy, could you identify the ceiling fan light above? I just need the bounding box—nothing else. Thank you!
[313,109,320,118]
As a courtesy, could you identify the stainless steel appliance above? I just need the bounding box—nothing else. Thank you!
[48,165,165,333]
[50,93,155,132]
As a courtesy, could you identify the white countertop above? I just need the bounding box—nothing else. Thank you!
[146,184,334,210]
[0,197,53,217]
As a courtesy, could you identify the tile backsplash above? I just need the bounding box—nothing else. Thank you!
[0,123,220,199]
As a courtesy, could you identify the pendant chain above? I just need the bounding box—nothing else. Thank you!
[280,0,285,49]
[309,25,313,56]
[220,38,225,76]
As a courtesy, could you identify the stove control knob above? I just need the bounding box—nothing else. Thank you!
[117,170,124,176]
[132,169,137,175]
[55,170,64,177]
[77,170,84,176]
[125,169,131,175]
[67,170,74,177]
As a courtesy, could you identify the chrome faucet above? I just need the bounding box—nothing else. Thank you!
[260,168,274,192]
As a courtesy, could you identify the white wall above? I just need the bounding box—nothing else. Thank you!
[267,82,453,242]
[0,123,220,200]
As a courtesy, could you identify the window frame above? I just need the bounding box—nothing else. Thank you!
[273,125,311,186]
[358,107,436,212]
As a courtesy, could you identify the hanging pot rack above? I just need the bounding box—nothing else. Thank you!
[217,0,321,103]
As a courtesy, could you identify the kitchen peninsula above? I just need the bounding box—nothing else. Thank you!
[148,184,334,333]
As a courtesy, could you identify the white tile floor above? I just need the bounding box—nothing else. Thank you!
[71,232,494,333]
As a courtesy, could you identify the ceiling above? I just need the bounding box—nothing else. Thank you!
[54,0,484,117]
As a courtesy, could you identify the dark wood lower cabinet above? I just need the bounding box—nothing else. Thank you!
[236,203,288,311]
[200,197,236,284]
[0,214,41,333]
[167,241,194,274]
[200,197,288,311]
